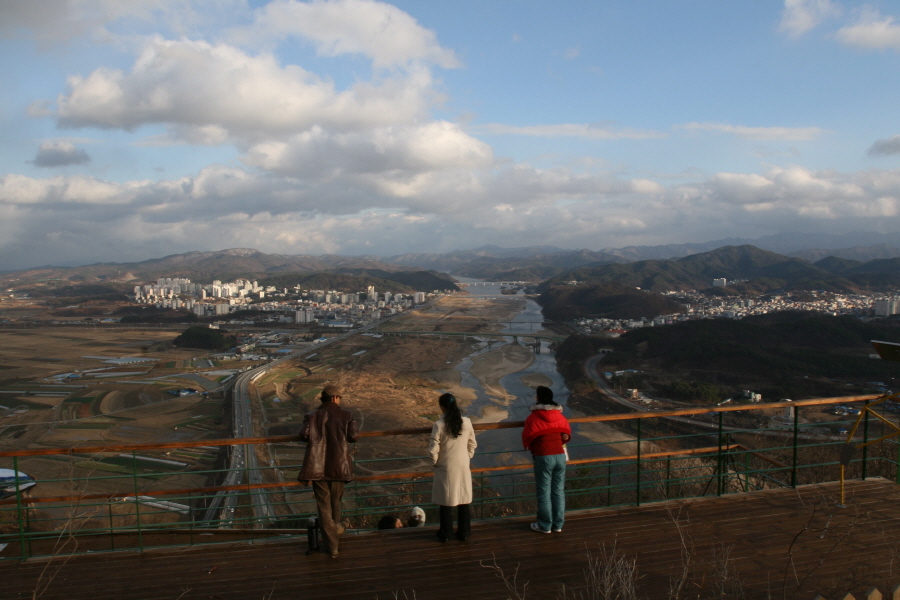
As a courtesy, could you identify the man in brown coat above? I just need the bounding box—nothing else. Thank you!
[298,384,360,557]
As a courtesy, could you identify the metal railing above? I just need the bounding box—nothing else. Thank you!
[1,394,895,561]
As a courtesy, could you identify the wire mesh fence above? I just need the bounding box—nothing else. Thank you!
[1,395,896,561]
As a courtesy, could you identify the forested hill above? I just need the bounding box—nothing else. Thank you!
[537,282,686,321]
[4,248,424,286]
[555,311,900,402]
[604,311,900,399]
[261,269,459,293]
[537,245,900,293]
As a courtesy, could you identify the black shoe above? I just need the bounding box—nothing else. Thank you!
[436,531,448,543]
[456,531,469,541]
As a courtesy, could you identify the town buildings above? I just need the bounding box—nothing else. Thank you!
[130,277,438,329]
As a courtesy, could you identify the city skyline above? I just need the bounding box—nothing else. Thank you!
[3,1,900,270]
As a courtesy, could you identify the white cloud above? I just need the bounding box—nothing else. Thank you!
[137,125,231,147]
[29,141,91,167]
[55,38,439,137]
[682,166,876,219]
[0,174,126,204]
[869,134,900,156]
[241,0,460,69]
[679,122,824,141]
[779,0,840,37]
[836,6,900,50]
[244,122,492,180]
[482,123,666,140]
[5,163,900,270]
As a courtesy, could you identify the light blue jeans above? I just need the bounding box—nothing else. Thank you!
[533,453,566,532]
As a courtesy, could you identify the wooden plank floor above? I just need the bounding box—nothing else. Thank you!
[4,479,900,600]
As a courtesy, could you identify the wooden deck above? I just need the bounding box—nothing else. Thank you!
[4,479,900,600]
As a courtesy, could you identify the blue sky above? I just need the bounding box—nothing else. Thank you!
[2,0,900,270]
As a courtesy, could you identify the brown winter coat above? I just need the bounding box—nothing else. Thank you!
[297,401,360,482]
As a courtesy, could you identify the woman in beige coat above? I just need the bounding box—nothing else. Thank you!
[429,393,477,542]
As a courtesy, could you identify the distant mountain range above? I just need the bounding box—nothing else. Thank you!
[537,245,900,294]
[373,233,900,282]
[4,231,900,293]
[5,249,459,294]
[596,231,900,262]
[9,248,411,283]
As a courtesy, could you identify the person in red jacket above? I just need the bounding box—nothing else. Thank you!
[521,386,571,533]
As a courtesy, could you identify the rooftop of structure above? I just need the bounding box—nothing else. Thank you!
[4,479,900,599]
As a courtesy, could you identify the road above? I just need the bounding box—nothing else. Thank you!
[583,354,869,442]
[202,321,388,527]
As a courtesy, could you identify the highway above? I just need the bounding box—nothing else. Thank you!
[203,323,380,527]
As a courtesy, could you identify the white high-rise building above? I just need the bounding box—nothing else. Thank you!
[875,298,900,316]
[295,308,315,323]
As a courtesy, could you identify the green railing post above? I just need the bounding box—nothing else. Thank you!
[665,456,671,499]
[791,405,799,488]
[14,456,28,560]
[478,474,484,519]
[353,475,359,530]
[606,463,612,507]
[862,404,870,480]
[744,451,751,492]
[717,413,724,496]
[132,450,143,552]
[896,437,900,485]
[635,418,642,506]
[189,492,194,547]
[107,498,115,551]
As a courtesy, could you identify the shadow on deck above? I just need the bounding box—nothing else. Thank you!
[4,479,900,600]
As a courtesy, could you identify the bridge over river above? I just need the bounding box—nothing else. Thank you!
[375,329,567,344]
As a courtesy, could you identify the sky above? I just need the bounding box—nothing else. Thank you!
[2,0,900,270]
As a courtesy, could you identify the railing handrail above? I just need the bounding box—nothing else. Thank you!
[0,394,880,458]
[0,444,739,507]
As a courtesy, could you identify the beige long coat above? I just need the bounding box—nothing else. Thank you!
[429,417,477,506]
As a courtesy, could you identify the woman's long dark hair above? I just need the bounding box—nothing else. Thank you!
[439,393,463,437]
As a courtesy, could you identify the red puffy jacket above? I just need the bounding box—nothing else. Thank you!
[522,404,571,456]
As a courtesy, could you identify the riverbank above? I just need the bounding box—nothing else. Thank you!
[288,293,646,471]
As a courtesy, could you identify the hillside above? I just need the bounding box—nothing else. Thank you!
[6,239,900,293]
[537,282,686,321]
[601,311,900,400]
[262,270,459,293]
[449,248,626,281]
[381,245,568,272]
[538,245,900,293]
[332,268,458,291]
[4,248,414,286]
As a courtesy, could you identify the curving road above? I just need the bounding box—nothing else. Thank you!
[583,354,865,442]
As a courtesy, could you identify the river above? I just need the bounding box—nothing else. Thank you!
[451,278,615,468]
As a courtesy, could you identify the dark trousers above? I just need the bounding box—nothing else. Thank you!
[312,480,346,554]
[438,504,471,540]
